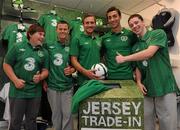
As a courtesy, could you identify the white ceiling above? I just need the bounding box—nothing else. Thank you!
[31,0,161,16]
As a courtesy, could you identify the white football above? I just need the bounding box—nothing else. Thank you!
[91,63,108,79]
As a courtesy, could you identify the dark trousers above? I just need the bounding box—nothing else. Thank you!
[9,97,41,130]
[40,89,52,122]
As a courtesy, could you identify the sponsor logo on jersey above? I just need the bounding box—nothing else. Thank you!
[53,53,63,66]
[80,25,84,32]
[51,19,57,27]
[16,32,23,43]
[24,57,35,71]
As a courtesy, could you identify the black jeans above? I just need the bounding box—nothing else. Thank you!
[9,97,41,130]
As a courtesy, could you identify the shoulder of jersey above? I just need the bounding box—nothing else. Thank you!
[101,32,112,39]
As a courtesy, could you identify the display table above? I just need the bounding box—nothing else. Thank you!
[79,80,144,130]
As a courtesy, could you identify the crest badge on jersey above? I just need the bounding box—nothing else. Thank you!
[142,60,148,67]
[38,50,44,57]
[120,36,128,41]
[65,47,70,52]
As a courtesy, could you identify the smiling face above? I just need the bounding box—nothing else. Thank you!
[29,31,45,46]
[128,16,146,36]
[83,16,96,35]
[56,23,69,42]
[107,10,121,30]
[27,24,45,46]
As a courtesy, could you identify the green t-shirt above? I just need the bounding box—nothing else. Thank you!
[38,13,60,43]
[70,33,101,85]
[132,29,178,97]
[4,42,49,98]
[45,41,73,91]
[70,19,84,39]
[102,28,137,80]
[2,23,28,50]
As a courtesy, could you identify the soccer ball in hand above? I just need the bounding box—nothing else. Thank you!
[91,63,108,79]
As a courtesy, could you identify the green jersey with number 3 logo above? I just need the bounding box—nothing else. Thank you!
[4,41,49,98]
[45,41,73,91]
[2,23,28,50]
[38,13,60,43]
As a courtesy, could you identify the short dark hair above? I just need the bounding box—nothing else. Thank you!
[57,20,69,29]
[106,6,121,18]
[128,14,144,23]
[82,14,96,24]
[27,24,44,40]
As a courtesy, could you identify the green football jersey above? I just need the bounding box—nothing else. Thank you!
[70,19,84,38]
[45,41,73,91]
[4,41,49,98]
[2,23,28,50]
[102,28,137,80]
[38,13,60,43]
[132,29,178,97]
[70,34,101,85]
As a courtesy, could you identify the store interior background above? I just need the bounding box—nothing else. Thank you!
[0,0,180,128]
[1,0,179,86]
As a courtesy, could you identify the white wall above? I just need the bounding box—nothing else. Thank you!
[121,13,130,28]
[139,0,180,88]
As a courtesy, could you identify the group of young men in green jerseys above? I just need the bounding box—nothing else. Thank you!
[3,5,179,130]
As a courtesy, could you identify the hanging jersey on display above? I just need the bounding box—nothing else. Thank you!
[152,8,176,47]
[2,23,28,50]
[38,13,60,43]
[70,19,84,39]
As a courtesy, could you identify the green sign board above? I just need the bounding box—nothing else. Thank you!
[79,80,144,130]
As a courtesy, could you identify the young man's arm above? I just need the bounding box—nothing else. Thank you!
[71,56,99,79]
[116,45,159,63]
[33,68,49,84]
[134,68,147,95]
[3,63,25,89]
